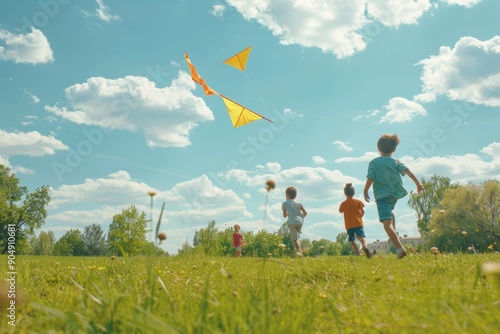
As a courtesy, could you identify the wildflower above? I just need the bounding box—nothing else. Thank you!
[319,292,327,299]
[461,231,468,236]
[278,243,286,249]
[482,262,500,280]
[220,268,232,279]
[488,245,494,250]
[265,179,276,191]
[97,267,105,270]
[267,253,272,257]
[110,256,116,261]
[431,247,440,255]
[158,232,167,244]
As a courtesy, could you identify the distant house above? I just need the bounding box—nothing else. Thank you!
[366,235,423,253]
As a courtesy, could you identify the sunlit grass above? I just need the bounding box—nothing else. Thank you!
[1,253,499,333]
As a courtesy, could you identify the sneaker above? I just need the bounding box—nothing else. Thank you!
[296,252,303,257]
[362,247,372,259]
[397,249,407,259]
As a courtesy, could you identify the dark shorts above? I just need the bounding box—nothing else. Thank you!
[376,196,397,221]
[347,226,366,242]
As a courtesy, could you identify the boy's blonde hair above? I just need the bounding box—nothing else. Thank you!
[234,224,240,230]
[377,134,400,154]
[344,183,355,197]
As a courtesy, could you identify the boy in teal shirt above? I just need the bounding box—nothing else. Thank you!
[364,134,423,258]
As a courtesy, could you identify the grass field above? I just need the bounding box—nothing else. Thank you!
[1,253,499,333]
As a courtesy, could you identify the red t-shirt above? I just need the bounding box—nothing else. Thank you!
[233,233,244,247]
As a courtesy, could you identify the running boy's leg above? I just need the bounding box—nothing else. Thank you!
[347,228,360,255]
[377,197,406,258]
[382,219,406,258]
[350,240,360,254]
[289,224,303,254]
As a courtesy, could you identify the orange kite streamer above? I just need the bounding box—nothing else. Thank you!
[184,53,217,96]
[223,46,252,71]
[185,52,272,128]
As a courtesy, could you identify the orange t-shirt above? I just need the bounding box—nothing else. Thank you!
[339,197,364,229]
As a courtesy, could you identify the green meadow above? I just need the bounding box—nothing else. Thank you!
[1,253,500,333]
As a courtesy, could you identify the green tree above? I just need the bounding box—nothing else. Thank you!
[216,227,235,256]
[428,180,500,252]
[107,205,148,256]
[336,232,355,255]
[408,175,457,238]
[244,229,282,257]
[308,239,337,256]
[177,239,196,256]
[31,230,55,255]
[276,221,294,255]
[54,229,85,256]
[0,165,51,253]
[82,223,107,256]
[193,220,220,255]
[140,241,168,256]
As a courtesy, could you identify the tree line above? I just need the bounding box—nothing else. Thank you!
[1,163,498,256]
[177,220,360,257]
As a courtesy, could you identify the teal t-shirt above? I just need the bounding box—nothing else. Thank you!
[282,200,304,225]
[367,156,408,200]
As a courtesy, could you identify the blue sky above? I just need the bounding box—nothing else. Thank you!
[1,0,499,254]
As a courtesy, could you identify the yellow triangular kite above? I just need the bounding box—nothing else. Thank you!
[185,50,273,128]
[223,46,252,71]
[221,95,267,128]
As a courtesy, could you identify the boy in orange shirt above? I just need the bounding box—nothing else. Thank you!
[339,183,372,258]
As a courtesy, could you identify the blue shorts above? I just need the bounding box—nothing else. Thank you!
[347,226,366,242]
[376,196,397,221]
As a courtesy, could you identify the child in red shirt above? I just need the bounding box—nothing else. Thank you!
[233,224,244,257]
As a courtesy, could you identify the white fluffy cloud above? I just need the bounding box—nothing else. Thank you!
[50,170,151,207]
[211,5,226,17]
[0,129,67,157]
[0,28,54,64]
[332,140,353,152]
[46,72,214,147]
[312,156,326,165]
[50,172,251,221]
[226,0,432,58]
[379,97,427,123]
[440,0,481,8]
[222,165,361,201]
[366,0,432,27]
[401,142,500,183]
[335,152,379,163]
[417,36,500,107]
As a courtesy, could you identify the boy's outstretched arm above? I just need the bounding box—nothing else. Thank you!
[301,207,307,219]
[282,208,288,218]
[404,169,423,194]
[364,178,373,202]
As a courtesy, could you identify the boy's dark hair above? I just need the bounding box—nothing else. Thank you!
[344,183,355,197]
[377,134,400,154]
[286,186,297,199]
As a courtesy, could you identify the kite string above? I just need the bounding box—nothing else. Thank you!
[243,72,273,120]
